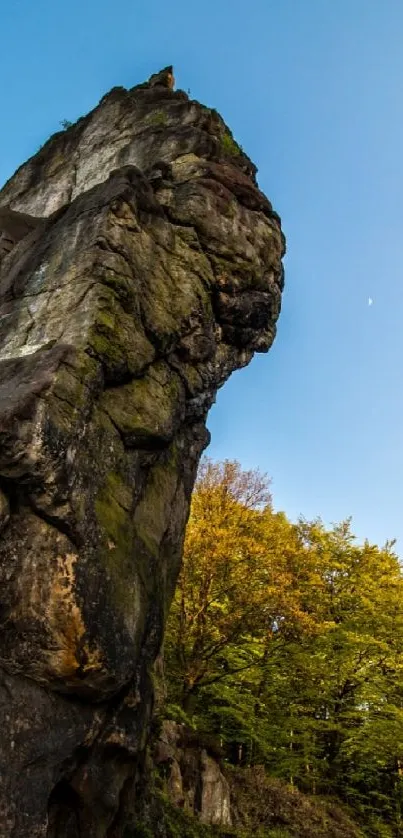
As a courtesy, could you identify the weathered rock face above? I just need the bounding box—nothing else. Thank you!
[0,68,284,837]
[129,720,232,836]
[154,722,232,827]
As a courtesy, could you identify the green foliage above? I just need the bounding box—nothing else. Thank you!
[124,826,154,838]
[161,797,219,837]
[163,458,403,837]
[150,110,168,127]
[128,790,233,838]
[226,766,362,837]
[162,702,196,727]
[220,130,242,156]
[60,119,73,130]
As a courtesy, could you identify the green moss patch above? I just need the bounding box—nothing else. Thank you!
[88,290,155,379]
[100,363,184,447]
[220,131,242,158]
[94,470,136,613]
[133,444,179,565]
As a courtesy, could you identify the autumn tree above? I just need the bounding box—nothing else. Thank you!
[164,458,319,713]
[163,459,403,834]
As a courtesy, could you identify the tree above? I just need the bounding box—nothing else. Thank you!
[164,459,320,716]
[165,459,307,706]
[163,459,403,833]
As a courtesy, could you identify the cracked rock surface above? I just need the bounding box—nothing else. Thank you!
[0,68,285,837]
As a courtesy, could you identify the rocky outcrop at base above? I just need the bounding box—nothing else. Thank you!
[154,721,231,827]
[0,67,284,837]
[123,722,363,838]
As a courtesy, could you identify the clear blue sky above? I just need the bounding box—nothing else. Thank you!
[1,1,403,550]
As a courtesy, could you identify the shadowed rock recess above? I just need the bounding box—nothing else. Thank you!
[0,67,285,837]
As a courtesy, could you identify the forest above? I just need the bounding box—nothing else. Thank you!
[161,459,403,837]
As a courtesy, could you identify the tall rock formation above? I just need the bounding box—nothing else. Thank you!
[0,68,285,837]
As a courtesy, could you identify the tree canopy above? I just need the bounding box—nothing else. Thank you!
[163,458,403,837]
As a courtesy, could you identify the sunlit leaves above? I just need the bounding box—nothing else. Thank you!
[163,458,403,832]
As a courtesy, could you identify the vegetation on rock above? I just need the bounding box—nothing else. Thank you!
[220,130,243,157]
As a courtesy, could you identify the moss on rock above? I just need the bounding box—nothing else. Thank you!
[94,469,137,616]
[100,362,185,447]
[88,289,155,379]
